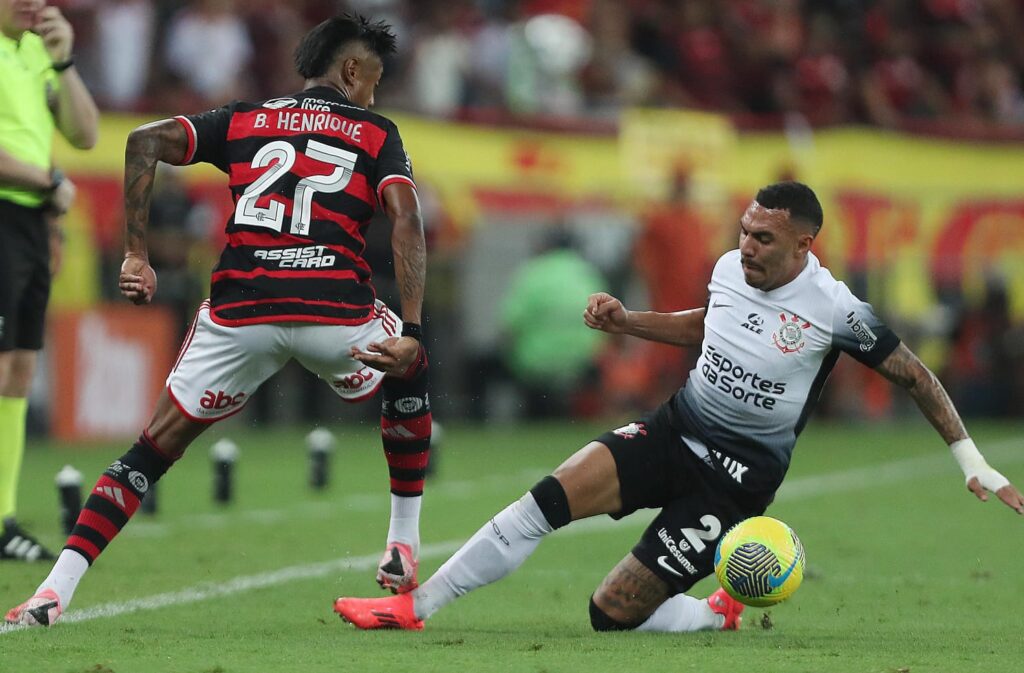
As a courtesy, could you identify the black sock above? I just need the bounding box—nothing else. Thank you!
[381,351,431,496]
[65,434,173,564]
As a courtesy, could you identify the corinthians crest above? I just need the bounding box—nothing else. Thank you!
[773,313,811,354]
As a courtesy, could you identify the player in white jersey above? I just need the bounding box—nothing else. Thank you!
[335,181,1023,633]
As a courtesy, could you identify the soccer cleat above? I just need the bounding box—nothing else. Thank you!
[707,588,744,630]
[5,589,62,627]
[0,518,55,562]
[334,593,424,631]
[376,542,419,594]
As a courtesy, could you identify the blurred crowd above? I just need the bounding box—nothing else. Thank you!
[51,0,1024,423]
[60,0,1024,131]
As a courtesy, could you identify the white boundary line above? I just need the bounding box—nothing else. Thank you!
[2,438,1019,634]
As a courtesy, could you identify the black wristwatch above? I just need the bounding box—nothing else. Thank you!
[52,58,75,72]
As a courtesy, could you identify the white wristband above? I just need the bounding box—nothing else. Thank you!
[950,438,1009,491]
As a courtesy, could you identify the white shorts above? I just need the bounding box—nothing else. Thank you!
[167,299,401,422]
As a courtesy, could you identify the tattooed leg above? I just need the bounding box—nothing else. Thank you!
[591,553,672,628]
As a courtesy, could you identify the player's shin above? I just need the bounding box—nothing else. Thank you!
[412,476,571,620]
[378,352,430,591]
[45,434,175,608]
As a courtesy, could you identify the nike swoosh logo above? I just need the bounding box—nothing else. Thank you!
[656,555,685,578]
[767,550,801,589]
[711,302,732,309]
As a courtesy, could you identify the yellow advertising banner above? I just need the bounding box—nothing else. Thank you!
[52,111,1024,321]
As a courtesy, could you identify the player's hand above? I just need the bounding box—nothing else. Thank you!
[119,254,157,305]
[352,336,420,377]
[583,292,630,333]
[33,7,73,63]
[967,476,1024,515]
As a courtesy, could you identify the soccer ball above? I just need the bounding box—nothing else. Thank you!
[713,516,805,607]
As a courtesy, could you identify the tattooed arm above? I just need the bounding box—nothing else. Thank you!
[118,120,188,305]
[351,182,426,377]
[876,343,1024,514]
[874,342,966,444]
[383,182,426,327]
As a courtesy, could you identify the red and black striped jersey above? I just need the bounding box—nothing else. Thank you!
[173,86,416,327]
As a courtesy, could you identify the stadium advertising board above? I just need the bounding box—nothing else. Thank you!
[49,306,177,441]
[43,113,1024,436]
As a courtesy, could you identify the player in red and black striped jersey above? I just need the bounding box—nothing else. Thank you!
[172,84,415,326]
[7,14,432,627]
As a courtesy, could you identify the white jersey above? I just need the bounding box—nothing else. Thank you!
[670,249,899,494]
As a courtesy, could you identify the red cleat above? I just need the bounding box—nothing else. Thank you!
[5,589,62,627]
[334,593,424,631]
[376,542,418,594]
[707,588,744,630]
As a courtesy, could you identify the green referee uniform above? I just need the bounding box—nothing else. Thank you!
[0,29,57,206]
[0,30,58,526]
[0,29,57,351]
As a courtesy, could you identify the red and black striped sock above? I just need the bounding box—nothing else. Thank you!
[381,349,431,496]
[65,434,174,564]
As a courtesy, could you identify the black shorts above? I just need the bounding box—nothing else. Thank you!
[0,200,51,352]
[596,402,773,594]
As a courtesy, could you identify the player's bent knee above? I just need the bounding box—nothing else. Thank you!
[589,596,634,632]
[529,475,571,530]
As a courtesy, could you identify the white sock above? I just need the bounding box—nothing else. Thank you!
[412,491,552,620]
[36,549,90,609]
[635,594,724,632]
[386,494,421,555]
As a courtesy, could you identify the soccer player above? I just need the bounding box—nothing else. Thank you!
[335,182,1023,633]
[0,0,98,561]
[6,14,431,626]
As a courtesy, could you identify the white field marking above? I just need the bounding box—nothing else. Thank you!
[2,438,1019,634]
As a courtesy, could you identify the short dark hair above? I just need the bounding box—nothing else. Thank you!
[755,181,824,235]
[294,13,397,79]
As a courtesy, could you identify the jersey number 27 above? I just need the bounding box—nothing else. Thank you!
[234,139,357,236]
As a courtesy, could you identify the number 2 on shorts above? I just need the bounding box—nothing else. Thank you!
[680,514,722,554]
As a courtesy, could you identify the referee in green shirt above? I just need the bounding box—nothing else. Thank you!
[0,0,98,561]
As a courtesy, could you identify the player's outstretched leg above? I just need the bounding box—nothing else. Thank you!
[5,393,207,627]
[336,474,572,629]
[377,348,431,594]
[4,432,175,627]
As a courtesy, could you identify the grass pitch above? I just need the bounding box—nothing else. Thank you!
[1,418,1022,673]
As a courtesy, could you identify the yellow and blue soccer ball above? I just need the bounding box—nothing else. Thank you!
[713,516,805,607]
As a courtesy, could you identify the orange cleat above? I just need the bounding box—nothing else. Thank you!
[5,589,62,627]
[707,588,744,631]
[376,542,419,594]
[334,593,424,631]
